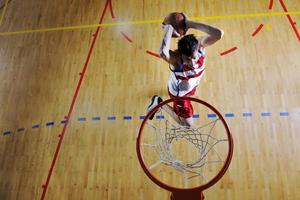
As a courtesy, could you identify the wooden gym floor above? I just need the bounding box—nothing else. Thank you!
[0,0,300,199]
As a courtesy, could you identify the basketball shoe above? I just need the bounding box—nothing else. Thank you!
[146,95,163,120]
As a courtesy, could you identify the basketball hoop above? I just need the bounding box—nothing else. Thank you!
[136,97,233,200]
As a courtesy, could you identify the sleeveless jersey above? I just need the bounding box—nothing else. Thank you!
[168,49,206,97]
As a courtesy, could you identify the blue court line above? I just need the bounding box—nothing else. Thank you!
[208,114,217,118]
[78,117,86,121]
[193,114,200,118]
[92,116,101,120]
[2,111,298,136]
[156,115,164,119]
[261,112,271,117]
[46,122,54,126]
[280,112,289,116]
[243,112,253,117]
[225,113,234,118]
[61,120,67,124]
[17,128,25,132]
[123,116,132,120]
[3,131,12,135]
[32,125,40,129]
[108,116,116,120]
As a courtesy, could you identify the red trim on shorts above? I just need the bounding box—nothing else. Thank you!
[168,87,196,118]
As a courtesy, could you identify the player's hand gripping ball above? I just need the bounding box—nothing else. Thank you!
[162,12,188,38]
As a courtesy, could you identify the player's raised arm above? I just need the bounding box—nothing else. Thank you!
[185,19,224,48]
[159,24,178,64]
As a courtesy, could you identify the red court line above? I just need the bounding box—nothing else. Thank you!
[268,0,274,10]
[120,31,133,43]
[108,0,115,18]
[220,47,238,56]
[146,50,161,58]
[40,1,112,199]
[279,0,300,42]
[108,4,132,44]
[252,24,264,37]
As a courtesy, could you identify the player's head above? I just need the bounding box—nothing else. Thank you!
[178,34,198,58]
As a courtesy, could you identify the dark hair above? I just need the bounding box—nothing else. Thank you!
[178,34,198,57]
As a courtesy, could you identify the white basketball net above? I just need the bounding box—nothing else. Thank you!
[143,109,229,187]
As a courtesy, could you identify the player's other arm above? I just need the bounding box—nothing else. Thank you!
[186,20,224,48]
[159,24,178,65]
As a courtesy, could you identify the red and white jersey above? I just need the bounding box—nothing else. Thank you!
[168,49,205,97]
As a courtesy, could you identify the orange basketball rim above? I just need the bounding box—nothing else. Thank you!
[136,97,234,200]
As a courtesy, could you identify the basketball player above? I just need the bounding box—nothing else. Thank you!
[147,13,224,127]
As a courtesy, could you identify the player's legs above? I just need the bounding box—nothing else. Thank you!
[161,104,193,127]
[146,95,194,127]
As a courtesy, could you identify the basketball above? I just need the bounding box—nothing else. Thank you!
[163,12,187,37]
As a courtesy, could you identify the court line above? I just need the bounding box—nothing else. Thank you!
[0,0,9,26]
[193,114,200,119]
[208,114,217,118]
[156,115,164,119]
[32,124,40,129]
[92,116,101,120]
[268,0,274,10]
[146,50,161,58]
[46,122,54,126]
[39,1,113,199]
[78,117,87,121]
[261,112,271,117]
[17,128,25,132]
[220,47,238,56]
[61,120,67,124]
[120,31,133,43]
[279,0,300,42]
[252,24,264,37]
[123,116,132,120]
[3,131,11,135]
[225,113,235,118]
[108,0,115,18]
[280,112,289,116]
[243,112,253,117]
[108,116,116,120]
[2,111,295,136]
[1,11,300,36]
